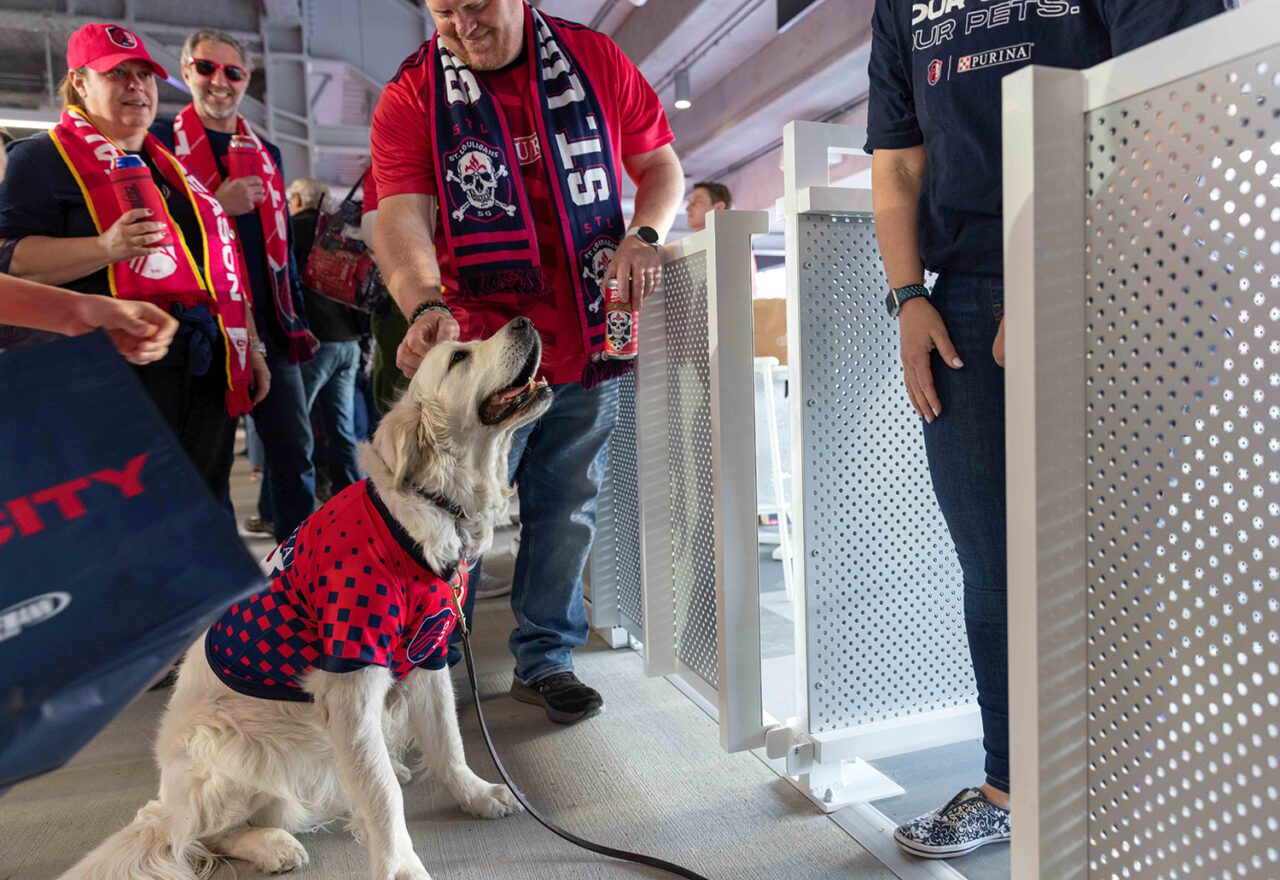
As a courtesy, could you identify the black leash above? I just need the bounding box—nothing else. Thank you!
[450,591,712,880]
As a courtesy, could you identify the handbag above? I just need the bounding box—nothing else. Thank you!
[302,172,388,312]
[0,333,263,791]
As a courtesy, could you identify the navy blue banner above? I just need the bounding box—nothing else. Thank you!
[0,332,262,791]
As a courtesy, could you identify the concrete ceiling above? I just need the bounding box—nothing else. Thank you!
[0,0,876,236]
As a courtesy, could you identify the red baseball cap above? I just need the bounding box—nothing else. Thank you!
[66,23,169,79]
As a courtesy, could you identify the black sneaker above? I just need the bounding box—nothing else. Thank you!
[510,672,604,724]
[244,515,274,536]
[894,788,1011,859]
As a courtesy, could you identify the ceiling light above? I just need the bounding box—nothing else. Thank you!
[0,117,56,130]
[625,0,649,5]
[674,68,691,110]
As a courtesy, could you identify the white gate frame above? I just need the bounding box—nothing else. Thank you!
[770,121,982,813]
[636,209,771,755]
[1004,4,1280,877]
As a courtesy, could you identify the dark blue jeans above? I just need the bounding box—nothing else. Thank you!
[253,338,316,543]
[920,271,1009,794]
[447,378,620,682]
[301,339,363,492]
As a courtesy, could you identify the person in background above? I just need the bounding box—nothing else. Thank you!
[684,180,731,233]
[372,0,683,724]
[151,28,316,542]
[0,23,266,498]
[288,176,364,498]
[865,0,1231,859]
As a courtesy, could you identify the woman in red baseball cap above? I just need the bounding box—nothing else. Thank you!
[0,23,269,498]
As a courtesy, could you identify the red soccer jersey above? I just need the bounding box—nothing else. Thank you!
[206,480,468,702]
[371,19,673,384]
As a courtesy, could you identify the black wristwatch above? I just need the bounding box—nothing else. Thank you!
[885,283,930,317]
[627,226,661,247]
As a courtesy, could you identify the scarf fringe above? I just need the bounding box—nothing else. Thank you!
[581,357,634,389]
[225,383,253,419]
[284,332,315,366]
[455,268,552,300]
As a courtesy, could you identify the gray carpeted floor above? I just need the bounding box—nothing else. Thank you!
[0,451,895,880]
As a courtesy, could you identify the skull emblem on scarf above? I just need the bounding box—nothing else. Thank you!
[446,147,517,222]
[581,245,615,313]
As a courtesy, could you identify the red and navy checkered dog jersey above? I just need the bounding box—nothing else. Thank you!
[206,480,469,702]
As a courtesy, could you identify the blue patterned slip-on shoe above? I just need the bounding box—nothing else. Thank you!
[894,788,1012,859]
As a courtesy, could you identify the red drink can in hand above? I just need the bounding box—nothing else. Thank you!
[602,278,638,360]
[108,155,173,246]
[226,134,258,179]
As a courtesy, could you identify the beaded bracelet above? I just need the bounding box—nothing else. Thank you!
[409,298,452,326]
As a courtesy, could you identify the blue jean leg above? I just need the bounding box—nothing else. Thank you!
[302,340,363,491]
[504,379,620,683]
[253,341,316,542]
[919,271,1010,794]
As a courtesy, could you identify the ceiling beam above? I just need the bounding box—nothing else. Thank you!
[609,0,704,67]
[667,0,875,175]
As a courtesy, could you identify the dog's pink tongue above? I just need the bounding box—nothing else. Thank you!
[494,386,524,404]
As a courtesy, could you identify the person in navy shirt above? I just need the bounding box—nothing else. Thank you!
[865,0,1232,859]
[151,28,318,545]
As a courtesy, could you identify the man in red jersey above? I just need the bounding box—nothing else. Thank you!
[371,0,683,724]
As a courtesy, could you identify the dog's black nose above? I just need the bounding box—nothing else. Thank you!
[511,317,534,332]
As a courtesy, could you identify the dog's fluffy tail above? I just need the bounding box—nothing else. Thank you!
[60,800,215,880]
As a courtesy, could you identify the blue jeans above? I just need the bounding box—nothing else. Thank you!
[301,340,363,491]
[253,339,316,542]
[447,378,620,683]
[920,271,1009,794]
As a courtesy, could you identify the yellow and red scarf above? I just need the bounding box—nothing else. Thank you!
[49,107,253,417]
[172,106,312,364]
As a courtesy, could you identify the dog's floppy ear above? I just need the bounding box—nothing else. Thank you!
[381,392,452,490]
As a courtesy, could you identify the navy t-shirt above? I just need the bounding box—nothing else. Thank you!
[864,0,1230,277]
[149,120,305,351]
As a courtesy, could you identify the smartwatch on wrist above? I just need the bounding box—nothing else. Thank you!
[626,226,661,247]
[885,283,930,318]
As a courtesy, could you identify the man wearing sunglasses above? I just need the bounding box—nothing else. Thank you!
[152,28,318,545]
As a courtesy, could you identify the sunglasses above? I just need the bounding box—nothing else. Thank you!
[189,58,248,83]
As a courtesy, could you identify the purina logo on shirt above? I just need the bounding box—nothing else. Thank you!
[927,59,943,86]
[957,42,1033,74]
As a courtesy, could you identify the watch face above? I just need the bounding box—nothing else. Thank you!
[636,226,660,245]
[885,289,899,316]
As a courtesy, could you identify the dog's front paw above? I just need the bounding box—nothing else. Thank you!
[242,827,310,874]
[391,758,414,785]
[458,781,523,819]
[373,848,431,880]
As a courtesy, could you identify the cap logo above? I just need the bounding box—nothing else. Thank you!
[105,26,139,49]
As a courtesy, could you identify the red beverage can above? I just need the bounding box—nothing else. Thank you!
[108,155,173,246]
[226,134,258,179]
[602,279,638,360]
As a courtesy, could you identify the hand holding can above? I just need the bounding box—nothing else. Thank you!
[226,134,258,180]
[108,156,173,247]
[603,278,638,360]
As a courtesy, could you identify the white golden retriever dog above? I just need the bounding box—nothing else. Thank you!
[67,318,553,880]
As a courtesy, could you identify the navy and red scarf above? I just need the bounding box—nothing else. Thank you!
[426,7,627,378]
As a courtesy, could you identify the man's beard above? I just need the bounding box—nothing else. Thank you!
[444,37,510,71]
[196,90,239,121]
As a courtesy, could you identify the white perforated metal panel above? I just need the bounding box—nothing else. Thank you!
[612,373,643,633]
[590,370,643,636]
[1083,51,1280,880]
[796,214,974,733]
[663,252,719,688]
